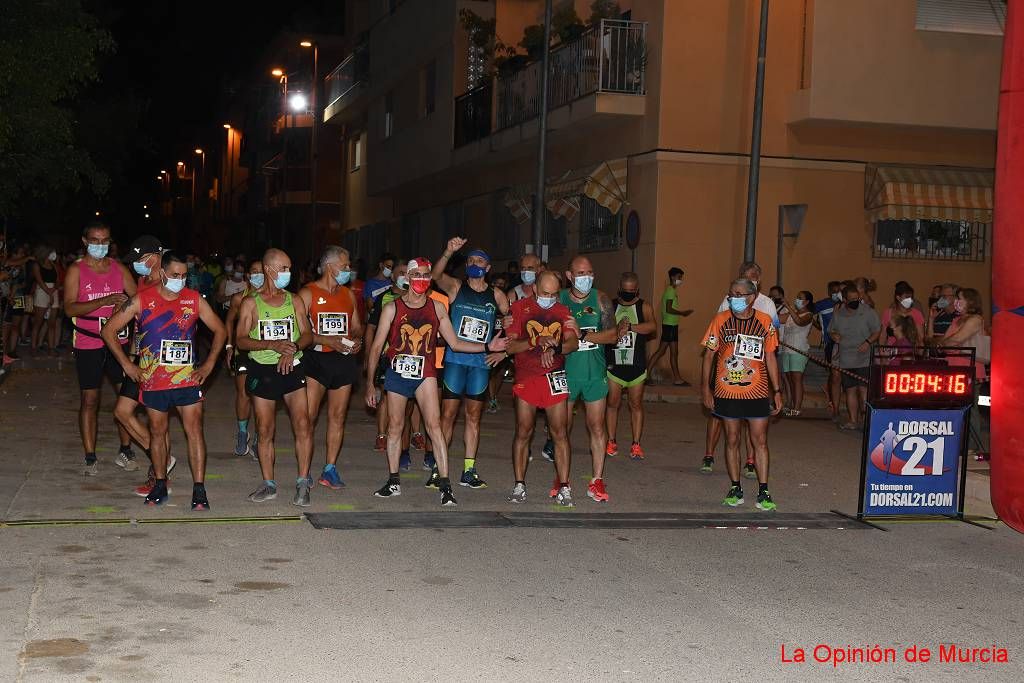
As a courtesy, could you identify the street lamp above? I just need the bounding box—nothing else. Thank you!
[271,68,291,246]
[300,39,320,262]
[288,92,308,112]
[194,148,205,210]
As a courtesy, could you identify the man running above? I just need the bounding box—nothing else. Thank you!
[700,278,783,511]
[431,237,509,489]
[298,246,362,490]
[365,260,408,452]
[605,272,657,459]
[364,257,507,506]
[224,259,264,457]
[63,220,137,476]
[505,271,579,505]
[560,256,625,503]
[235,248,315,507]
[102,251,226,509]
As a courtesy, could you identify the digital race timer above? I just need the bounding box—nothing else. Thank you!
[882,370,971,396]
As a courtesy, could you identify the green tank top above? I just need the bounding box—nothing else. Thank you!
[249,291,302,365]
[560,288,606,380]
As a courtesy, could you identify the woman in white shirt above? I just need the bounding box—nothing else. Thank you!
[779,290,815,416]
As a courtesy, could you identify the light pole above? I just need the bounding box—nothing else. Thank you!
[743,0,770,262]
[194,148,206,212]
[272,68,290,248]
[531,0,553,257]
[301,40,320,263]
[223,124,235,222]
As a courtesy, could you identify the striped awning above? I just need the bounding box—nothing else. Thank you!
[584,158,628,214]
[865,164,994,222]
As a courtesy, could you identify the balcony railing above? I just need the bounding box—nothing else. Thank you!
[324,45,369,112]
[454,83,493,148]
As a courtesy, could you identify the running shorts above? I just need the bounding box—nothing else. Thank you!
[713,396,772,420]
[74,347,125,391]
[513,373,570,410]
[246,360,307,400]
[304,350,358,390]
[442,363,490,402]
[142,386,203,412]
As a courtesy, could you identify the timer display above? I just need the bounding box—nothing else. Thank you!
[882,371,970,396]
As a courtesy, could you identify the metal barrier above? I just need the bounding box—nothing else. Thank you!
[454,83,493,147]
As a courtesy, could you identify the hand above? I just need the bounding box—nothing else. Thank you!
[104,293,128,308]
[681,309,694,317]
[564,317,580,335]
[857,341,870,354]
[446,237,468,255]
[122,362,143,384]
[771,393,783,416]
[276,353,294,375]
[273,340,298,356]
[537,335,558,350]
[193,362,216,385]
[365,384,379,409]
[702,389,714,412]
[615,318,629,338]
[540,348,555,369]
[487,336,509,353]
[485,351,506,367]
[502,314,514,330]
[341,337,363,355]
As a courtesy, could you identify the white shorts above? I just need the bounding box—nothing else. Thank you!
[33,287,59,309]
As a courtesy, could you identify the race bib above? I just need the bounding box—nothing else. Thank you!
[546,370,569,396]
[11,296,25,310]
[394,354,425,380]
[735,333,765,361]
[99,316,130,341]
[159,339,193,365]
[318,311,349,336]
[616,331,636,350]
[457,315,490,343]
[259,318,292,341]
[577,327,598,352]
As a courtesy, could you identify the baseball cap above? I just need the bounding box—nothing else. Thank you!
[407,257,432,272]
[129,235,163,258]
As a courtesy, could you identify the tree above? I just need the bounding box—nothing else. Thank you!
[0,0,113,218]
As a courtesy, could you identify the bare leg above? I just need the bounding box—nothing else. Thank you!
[385,391,409,473]
[668,341,681,382]
[705,415,723,455]
[414,379,448,477]
[252,396,278,481]
[722,418,743,483]
[463,398,484,461]
[441,398,460,447]
[282,388,313,479]
[114,396,151,450]
[829,368,842,418]
[146,408,171,478]
[788,371,805,412]
[323,385,352,467]
[748,418,770,484]
[178,402,206,483]
[235,371,251,421]
[584,399,608,479]
[30,308,45,351]
[305,377,327,457]
[605,379,623,443]
[626,383,645,443]
[46,310,59,351]
[512,398,537,482]
[845,386,859,425]
[79,389,100,454]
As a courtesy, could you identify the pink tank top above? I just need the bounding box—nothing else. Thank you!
[73,259,127,350]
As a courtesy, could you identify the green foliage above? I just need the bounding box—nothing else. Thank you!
[0,0,114,217]
[589,0,622,24]
[551,4,585,44]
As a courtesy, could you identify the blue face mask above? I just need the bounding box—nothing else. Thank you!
[936,297,949,309]
[521,270,537,285]
[466,264,487,279]
[164,276,186,294]
[249,273,265,288]
[334,268,353,285]
[795,299,805,310]
[133,260,151,276]
[86,244,108,259]
[729,296,750,314]
[274,272,291,289]
[381,267,393,278]
[536,295,557,309]
[573,275,594,294]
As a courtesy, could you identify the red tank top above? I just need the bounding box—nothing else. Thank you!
[307,283,355,353]
[386,297,439,380]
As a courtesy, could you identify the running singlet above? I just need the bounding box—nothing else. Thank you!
[560,289,606,381]
[445,284,498,369]
[73,259,128,350]
[608,298,648,371]
[248,292,302,366]
[129,277,160,357]
[701,310,778,400]
[307,283,355,352]
[508,297,570,379]
[386,298,439,380]
[223,278,247,309]
[136,286,201,392]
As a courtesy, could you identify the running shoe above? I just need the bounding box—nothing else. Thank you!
[606,439,618,457]
[587,478,609,503]
[399,450,412,472]
[234,430,249,456]
[549,478,561,498]
[114,448,139,472]
[374,482,401,498]
[166,455,178,476]
[629,442,645,460]
[374,433,386,451]
[700,456,714,474]
[248,482,278,503]
[440,485,458,507]
[755,491,777,511]
[486,398,499,414]
[83,459,99,477]
[743,462,757,479]
[318,465,345,490]
[145,481,169,506]
[292,478,312,507]
[411,432,426,451]
[507,483,527,504]
[722,486,744,507]
[423,452,436,471]
[134,471,156,497]
[191,486,210,512]
[555,485,574,507]
[425,468,440,489]
[541,439,555,463]
[459,468,487,489]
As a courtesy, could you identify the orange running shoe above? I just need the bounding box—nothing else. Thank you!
[549,477,560,498]
[605,439,618,457]
[630,442,645,460]
[587,478,610,503]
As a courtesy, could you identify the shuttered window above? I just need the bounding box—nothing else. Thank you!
[915,0,1006,36]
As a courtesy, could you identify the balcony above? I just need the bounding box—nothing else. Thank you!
[454,19,647,149]
[323,45,369,124]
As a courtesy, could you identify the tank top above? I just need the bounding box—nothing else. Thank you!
[136,286,201,392]
[223,278,248,309]
[608,298,648,370]
[560,288,606,381]
[386,297,439,380]
[39,262,57,284]
[73,259,128,350]
[307,282,355,353]
[446,283,497,368]
[248,291,302,366]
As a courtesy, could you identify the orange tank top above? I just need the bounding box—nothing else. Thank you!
[307,283,355,352]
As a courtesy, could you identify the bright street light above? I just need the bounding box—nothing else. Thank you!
[144,213,150,219]
[223,123,231,129]
[194,148,203,155]
[289,93,308,112]
[271,68,284,77]
[300,40,313,48]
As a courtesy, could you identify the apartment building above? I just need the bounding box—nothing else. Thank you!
[322,0,1003,382]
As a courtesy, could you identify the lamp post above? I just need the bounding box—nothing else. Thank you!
[272,68,289,248]
[531,0,553,257]
[194,148,205,212]
[301,39,319,263]
[223,124,234,222]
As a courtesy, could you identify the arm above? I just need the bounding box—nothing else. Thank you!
[857,313,882,353]
[120,263,137,297]
[432,237,465,299]
[223,291,245,363]
[941,315,984,346]
[633,302,658,336]
[582,291,626,345]
[62,264,127,317]
[194,296,227,383]
[345,287,364,353]
[766,350,783,415]
[215,279,228,305]
[701,347,715,410]
[101,296,142,383]
[32,262,53,294]
[292,295,313,352]
[495,288,510,316]
[364,303,396,408]
[665,290,691,317]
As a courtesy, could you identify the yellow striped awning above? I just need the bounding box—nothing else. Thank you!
[865,164,994,222]
[584,158,628,214]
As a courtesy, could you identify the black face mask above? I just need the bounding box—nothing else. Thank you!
[847,300,861,310]
[618,290,638,302]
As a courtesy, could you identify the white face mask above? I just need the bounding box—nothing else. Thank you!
[900,297,913,309]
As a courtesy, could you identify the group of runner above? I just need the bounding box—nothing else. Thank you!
[65,221,786,511]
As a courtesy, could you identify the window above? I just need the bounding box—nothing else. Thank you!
[872,219,987,262]
[383,92,394,139]
[350,133,362,171]
[579,197,620,252]
[916,0,1005,36]
[422,60,437,117]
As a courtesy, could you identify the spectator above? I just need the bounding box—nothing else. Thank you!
[30,245,61,355]
[939,287,988,456]
[891,315,918,358]
[880,281,925,347]
[365,252,396,304]
[813,280,844,420]
[829,283,881,430]
[648,267,692,386]
[929,283,959,340]
[780,289,814,416]
[854,276,877,308]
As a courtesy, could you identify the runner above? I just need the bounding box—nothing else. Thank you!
[216,258,248,317]
[700,278,783,511]
[364,257,507,506]
[364,260,407,453]
[101,251,226,509]
[431,237,509,489]
[62,221,137,476]
[224,259,264,457]
[605,271,657,460]
[298,246,363,490]
[647,267,692,385]
[559,256,626,503]
[505,271,579,505]
[506,252,542,304]
[235,248,316,507]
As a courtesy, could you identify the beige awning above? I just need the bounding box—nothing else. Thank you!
[584,158,628,214]
[865,164,994,222]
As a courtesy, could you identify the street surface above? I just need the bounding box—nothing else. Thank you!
[1,358,1022,682]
